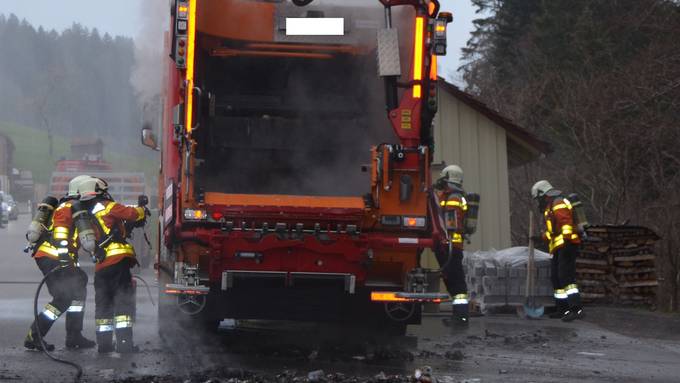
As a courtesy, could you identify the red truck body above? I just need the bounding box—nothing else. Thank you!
[152,0,451,331]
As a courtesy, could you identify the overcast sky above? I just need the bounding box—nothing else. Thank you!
[0,0,476,85]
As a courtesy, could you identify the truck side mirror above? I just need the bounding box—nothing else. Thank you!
[141,127,159,151]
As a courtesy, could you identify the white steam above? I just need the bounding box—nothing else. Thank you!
[130,0,168,109]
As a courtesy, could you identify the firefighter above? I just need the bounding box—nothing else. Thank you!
[531,180,585,322]
[434,165,474,325]
[79,177,146,353]
[23,175,96,351]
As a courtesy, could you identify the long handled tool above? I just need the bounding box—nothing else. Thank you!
[522,211,544,319]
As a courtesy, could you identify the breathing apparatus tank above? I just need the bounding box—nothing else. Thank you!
[26,196,59,244]
[567,193,589,233]
[70,200,98,255]
[464,193,480,235]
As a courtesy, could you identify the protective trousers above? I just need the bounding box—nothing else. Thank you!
[94,258,135,352]
[434,245,469,319]
[551,244,582,310]
[29,257,88,340]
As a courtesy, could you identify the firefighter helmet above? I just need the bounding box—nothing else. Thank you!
[79,177,109,201]
[440,165,464,186]
[531,180,554,199]
[67,175,91,198]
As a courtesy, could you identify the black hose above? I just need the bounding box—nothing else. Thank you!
[132,275,156,307]
[292,0,314,6]
[33,266,83,383]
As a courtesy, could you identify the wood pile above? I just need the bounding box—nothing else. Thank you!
[577,225,660,305]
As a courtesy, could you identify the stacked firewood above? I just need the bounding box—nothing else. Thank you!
[577,225,660,305]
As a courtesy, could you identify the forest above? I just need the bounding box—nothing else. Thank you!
[461,0,680,309]
[0,14,143,153]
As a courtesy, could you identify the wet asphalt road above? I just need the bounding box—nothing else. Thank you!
[2,213,680,382]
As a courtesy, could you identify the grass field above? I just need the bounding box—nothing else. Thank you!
[0,121,157,186]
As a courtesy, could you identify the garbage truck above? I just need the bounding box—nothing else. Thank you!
[143,0,454,333]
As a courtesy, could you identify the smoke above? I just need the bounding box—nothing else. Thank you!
[193,1,409,197]
[130,0,168,110]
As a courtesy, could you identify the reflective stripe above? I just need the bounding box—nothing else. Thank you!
[115,321,133,329]
[565,284,579,295]
[57,247,69,255]
[38,243,60,257]
[452,293,468,305]
[53,226,70,240]
[42,310,59,321]
[554,289,568,299]
[93,202,117,236]
[91,203,106,214]
[552,203,571,211]
[42,304,61,321]
[135,206,145,221]
[104,242,136,257]
[67,301,84,312]
[549,234,565,253]
[451,232,464,244]
[562,224,574,236]
[114,315,133,329]
[96,318,113,333]
[114,315,132,323]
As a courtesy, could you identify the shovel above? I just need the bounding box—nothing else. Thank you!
[522,211,544,319]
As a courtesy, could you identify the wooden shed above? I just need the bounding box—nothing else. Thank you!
[428,80,549,254]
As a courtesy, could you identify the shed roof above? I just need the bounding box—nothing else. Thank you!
[438,79,551,167]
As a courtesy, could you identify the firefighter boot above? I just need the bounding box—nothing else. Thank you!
[561,307,585,322]
[24,316,56,351]
[96,332,114,353]
[452,301,470,326]
[66,308,96,349]
[115,328,139,354]
[549,299,568,319]
[66,333,96,349]
[562,291,585,322]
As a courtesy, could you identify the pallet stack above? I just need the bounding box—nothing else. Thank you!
[577,225,660,305]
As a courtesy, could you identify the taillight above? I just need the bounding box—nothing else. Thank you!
[402,216,426,228]
[183,209,207,221]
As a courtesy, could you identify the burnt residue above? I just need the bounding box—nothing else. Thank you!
[191,2,417,197]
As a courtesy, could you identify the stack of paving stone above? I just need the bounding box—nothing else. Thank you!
[578,225,660,305]
[463,247,554,313]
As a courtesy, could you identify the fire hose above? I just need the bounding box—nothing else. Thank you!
[32,222,155,383]
[33,265,83,383]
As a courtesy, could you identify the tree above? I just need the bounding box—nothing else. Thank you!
[461,0,680,310]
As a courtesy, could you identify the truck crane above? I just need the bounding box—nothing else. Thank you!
[142,0,453,334]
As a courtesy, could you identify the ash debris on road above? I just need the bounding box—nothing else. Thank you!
[111,367,419,383]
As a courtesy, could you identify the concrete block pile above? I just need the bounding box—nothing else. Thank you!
[463,247,554,313]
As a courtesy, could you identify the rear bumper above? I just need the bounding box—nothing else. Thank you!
[200,284,423,324]
[177,228,438,285]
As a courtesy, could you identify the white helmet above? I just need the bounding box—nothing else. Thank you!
[79,177,109,201]
[440,165,463,186]
[67,175,91,198]
[531,180,554,199]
